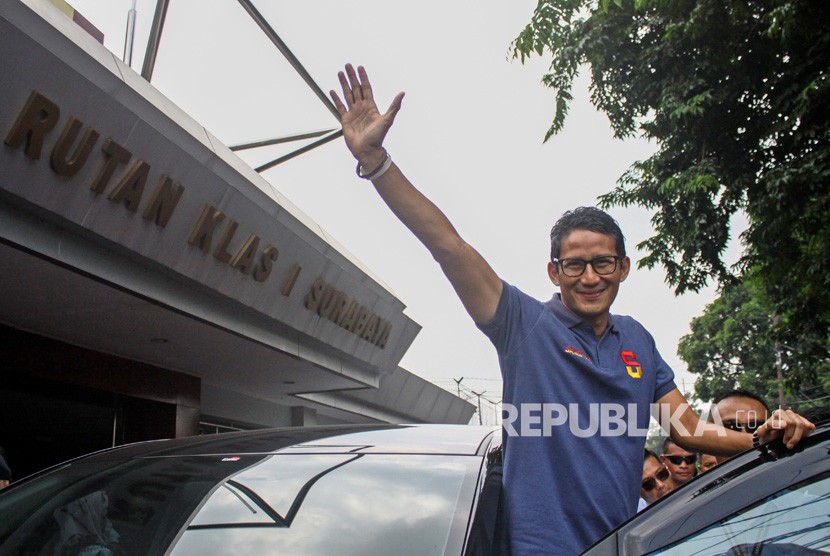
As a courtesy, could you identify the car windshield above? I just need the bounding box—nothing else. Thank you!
[0,453,481,555]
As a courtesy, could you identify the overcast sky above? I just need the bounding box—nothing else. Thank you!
[68,0,739,407]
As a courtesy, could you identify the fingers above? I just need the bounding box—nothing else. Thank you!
[760,409,816,450]
[346,64,363,102]
[781,409,815,449]
[334,64,383,112]
[332,64,405,131]
[337,70,354,108]
[337,64,366,109]
[329,89,347,116]
[383,91,405,123]
[357,65,373,101]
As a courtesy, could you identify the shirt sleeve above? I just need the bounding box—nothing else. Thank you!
[476,280,545,360]
[647,329,677,402]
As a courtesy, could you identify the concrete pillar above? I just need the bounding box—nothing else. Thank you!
[291,406,318,427]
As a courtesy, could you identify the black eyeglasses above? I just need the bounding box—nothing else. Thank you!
[721,420,761,434]
[642,466,670,491]
[663,454,696,466]
[553,256,621,277]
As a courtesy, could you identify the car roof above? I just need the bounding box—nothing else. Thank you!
[70,424,499,464]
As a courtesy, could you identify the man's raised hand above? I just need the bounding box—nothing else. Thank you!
[330,64,404,171]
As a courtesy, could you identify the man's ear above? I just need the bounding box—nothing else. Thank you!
[547,261,560,286]
[619,256,631,282]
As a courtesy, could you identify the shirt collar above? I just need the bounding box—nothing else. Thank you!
[545,293,617,334]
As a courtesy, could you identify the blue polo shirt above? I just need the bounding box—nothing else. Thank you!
[478,281,676,555]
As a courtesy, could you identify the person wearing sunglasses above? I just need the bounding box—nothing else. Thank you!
[330,65,816,556]
[660,437,698,488]
[641,450,673,509]
[710,389,771,464]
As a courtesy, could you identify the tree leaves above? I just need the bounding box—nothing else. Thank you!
[513,0,830,395]
[679,276,829,407]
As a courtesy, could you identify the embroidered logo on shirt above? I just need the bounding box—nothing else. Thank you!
[565,345,592,362]
[621,350,642,378]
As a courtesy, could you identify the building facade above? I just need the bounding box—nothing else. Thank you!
[0,0,474,480]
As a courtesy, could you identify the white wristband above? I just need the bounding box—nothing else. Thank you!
[356,150,392,181]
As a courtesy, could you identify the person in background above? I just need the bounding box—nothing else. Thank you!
[697,453,718,473]
[640,449,673,510]
[711,389,771,464]
[661,437,697,488]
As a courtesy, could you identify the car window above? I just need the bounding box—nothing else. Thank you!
[0,453,480,555]
[650,471,830,555]
[171,454,479,555]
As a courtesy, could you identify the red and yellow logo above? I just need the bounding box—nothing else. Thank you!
[621,351,642,378]
[565,345,592,362]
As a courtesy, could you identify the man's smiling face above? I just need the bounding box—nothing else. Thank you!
[548,229,630,336]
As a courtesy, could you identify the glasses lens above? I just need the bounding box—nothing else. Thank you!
[642,466,670,491]
[722,420,741,432]
[559,259,586,277]
[665,455,696,465]
[591,256,618,275]
[722,421,759,434]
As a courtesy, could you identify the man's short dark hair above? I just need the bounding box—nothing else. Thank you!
[661,437,679,454]
[712,388,771,414]
[644,449,660,464]
[550,207,626,262]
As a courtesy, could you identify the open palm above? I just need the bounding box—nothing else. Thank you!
[330,64,404,164]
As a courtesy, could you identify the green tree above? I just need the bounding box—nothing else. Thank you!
[678,276,775,403]
[512,0,830,381]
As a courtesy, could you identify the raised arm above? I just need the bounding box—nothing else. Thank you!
[330,64,502,324]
